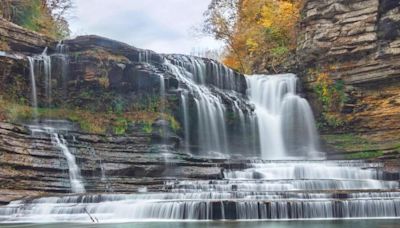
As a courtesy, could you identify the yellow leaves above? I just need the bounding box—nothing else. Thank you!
[316,72,332,97]
[209,0,303,73]
[223,55,242,71]
[246,38,259,52]
[260,0,299,35]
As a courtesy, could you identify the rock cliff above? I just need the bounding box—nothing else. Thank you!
[0,121,242,204]
[297,0,400,157]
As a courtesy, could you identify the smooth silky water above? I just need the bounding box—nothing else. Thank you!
[0,220,400,228]
[1,49,399,226]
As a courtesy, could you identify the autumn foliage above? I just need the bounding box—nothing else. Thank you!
[204,0,302,74]
[0,0,71,39]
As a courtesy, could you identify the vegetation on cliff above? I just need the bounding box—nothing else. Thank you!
[309,67,348,129]
[203,0,302,73]
[0,0,71,39]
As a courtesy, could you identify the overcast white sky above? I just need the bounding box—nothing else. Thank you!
[69,0,223,54]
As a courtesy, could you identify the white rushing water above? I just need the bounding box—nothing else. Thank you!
[246,74,322,159]
[27,48,52,113]
[1,160,399,222]
[28,123,86,194]
[52,133,86,193]
[166,56,233,156]
[27,56,38,118]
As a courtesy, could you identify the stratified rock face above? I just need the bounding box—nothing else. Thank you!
[299,0,400,85]
[297,0,400,153]
[0,121,226,204]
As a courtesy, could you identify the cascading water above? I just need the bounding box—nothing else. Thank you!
[27,121,86,194]
[52,132,86,193]
[165,56,234,157]
[246,74,322,159]
[180,90,190,152]
[54,41,69,98]
[1,160,399,222]
[27,48,52,111]
[27,57,38,118]
[25,46,86,194]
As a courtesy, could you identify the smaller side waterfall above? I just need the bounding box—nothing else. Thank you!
[27,57,38,118]
[54,41,70,98]
[28,122,86,194]
[180,90,190,152]
[52,133,86,193]
[27,48,52,111]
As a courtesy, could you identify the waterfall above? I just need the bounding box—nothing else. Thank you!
[27,122,86,194]
[165,57,232,157]
[26,46,86,193]
[27,57,38,118]
[138,50,151,63]
[27,48,52,110]
[180,90,190,152]
[54,41,69,98]
[52,132,86,194]
[41,48,52,107]
[246,74,322,159]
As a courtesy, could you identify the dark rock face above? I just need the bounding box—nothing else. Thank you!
[297,0,400,154]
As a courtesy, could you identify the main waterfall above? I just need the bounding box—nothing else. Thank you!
[246,74,321,159]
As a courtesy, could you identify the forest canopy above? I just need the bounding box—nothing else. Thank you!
[203,0,302,74]
[0,0,72,39]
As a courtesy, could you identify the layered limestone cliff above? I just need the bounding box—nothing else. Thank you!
[297,0,400,157]
[0,121,240,204]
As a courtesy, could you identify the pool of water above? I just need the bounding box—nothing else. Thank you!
[1,220,400,228]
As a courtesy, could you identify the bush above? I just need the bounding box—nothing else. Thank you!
[311,69,348,129]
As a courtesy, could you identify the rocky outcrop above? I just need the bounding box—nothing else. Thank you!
[0,17,53,53]
[297,0,400,155]
[0,121,250,204]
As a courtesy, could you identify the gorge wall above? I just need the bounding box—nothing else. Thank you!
[297,0,400,158]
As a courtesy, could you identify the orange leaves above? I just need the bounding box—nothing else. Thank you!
[204,0,302,73]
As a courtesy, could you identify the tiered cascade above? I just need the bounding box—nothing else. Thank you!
[1,161,399,222]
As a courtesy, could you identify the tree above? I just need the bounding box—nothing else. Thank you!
[0,0,72,39]
[203,0,247,72]
[203,0,302,74]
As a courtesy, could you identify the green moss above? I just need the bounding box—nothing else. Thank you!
[322,134,373,152]
[167,115,180,132]
[142,122,153,134]
[345,151,385,160]
[113,117,128,135]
